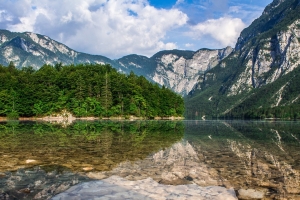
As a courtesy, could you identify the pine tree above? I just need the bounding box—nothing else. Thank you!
[101,72,112,116]
[75,75,85,101]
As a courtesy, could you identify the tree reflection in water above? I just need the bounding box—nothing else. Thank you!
[0,120,184,172]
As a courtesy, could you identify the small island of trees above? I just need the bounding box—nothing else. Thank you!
[0,62,184,119]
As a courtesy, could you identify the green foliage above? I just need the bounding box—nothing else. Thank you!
[0,63,184,118]
[185,62,300,120]
[225,65,300,119]
[101,72,113,116]
[6,111,19,120]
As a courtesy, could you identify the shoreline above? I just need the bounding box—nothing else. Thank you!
[0,116,184,122]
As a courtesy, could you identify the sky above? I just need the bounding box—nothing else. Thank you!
[0,0,272,59]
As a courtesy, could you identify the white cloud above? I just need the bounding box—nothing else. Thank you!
[8,7,50,32]
[61,12,73,24]
[185,43,194,47]
[162,42,178,50]
[175,0,185,6]
[0,10,13,22]
[190,17,245,47]
[228,6,241,13]
[0,0,188,58]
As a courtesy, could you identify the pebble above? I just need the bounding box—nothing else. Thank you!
[25,159,37,164]
[238,188,265,199]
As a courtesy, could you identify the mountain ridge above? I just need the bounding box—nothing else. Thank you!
[185,0,300,119]
[0,30,116,69]
[0,29,232,95]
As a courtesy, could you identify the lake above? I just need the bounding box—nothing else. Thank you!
[0,120,299,199]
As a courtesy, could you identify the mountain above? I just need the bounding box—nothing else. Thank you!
[2,0,299,109]
[117,47,233,95]
[0,30,117,69]
[0,29,232,95]
[116,54,157,80]
[185,0,300,119]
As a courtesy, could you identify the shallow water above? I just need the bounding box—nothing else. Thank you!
[184,120,300,199]
[0,120,299,199]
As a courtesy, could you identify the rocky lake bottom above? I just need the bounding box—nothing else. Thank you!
[0,120,300,199]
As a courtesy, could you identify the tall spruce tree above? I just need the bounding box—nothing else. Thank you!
[101,72,112,116]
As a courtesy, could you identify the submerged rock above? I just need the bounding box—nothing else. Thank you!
[87,141,226,187]
[237,189,265,199]
[51,175,238,200]
[0,166,89,200]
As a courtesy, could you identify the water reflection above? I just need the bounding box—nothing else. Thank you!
[0,120,184,172]
[1,120,300,199]
[184,120,300,199]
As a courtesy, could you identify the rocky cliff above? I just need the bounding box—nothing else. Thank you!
[151,47,233,95]
[234,0,300,94]
[185,0,300,119]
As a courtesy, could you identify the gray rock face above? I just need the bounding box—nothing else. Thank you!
[222,0,300,96]
[228,19,300,96]
[152,47,233,95]
[0,30,116,70]
[116,47,233,95]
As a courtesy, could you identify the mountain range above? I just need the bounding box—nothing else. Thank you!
[1,0,300,119]
[0,30,232,95]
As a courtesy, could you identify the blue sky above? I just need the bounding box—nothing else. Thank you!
[0,0,272,58]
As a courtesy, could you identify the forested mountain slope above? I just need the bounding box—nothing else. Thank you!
[185,0,300,119]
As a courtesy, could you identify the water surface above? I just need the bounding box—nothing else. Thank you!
[0,120,299,199]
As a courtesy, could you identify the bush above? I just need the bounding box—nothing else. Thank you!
[7,111,19,120]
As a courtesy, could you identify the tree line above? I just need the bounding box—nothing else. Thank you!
[0,62,184,119]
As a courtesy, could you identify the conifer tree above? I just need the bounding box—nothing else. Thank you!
[101,72,112,116]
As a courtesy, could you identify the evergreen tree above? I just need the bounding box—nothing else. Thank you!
[0,63,185,118]
[101,72,113,116]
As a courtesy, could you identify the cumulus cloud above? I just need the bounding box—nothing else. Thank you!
[190,17,245,47]
[0,0,188,58]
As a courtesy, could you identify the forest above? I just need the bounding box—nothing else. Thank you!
[0,62,184,119]
[185,57,300,120]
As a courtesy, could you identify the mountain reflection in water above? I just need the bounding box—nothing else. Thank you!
[0,120,300,199]
[184,120,300,199]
